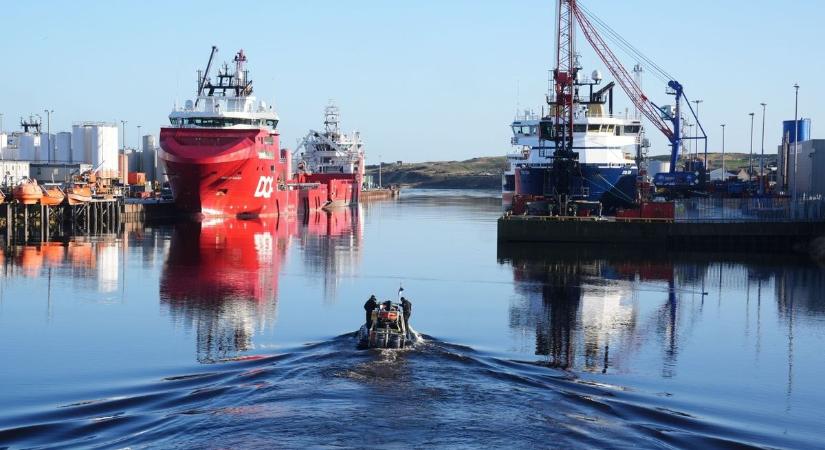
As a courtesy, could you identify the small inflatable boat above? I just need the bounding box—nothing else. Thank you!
[357,301,416,349]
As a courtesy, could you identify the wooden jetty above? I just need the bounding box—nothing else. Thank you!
[0,198,124,244]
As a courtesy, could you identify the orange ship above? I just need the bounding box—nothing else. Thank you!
[40,185,66,206]
[13,178,44,205]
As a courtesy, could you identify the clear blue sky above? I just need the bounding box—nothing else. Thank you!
[1,0,822,163]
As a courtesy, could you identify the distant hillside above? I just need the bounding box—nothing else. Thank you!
[366,152,778,190]
[365,157,507,189]
[650,152,778,171]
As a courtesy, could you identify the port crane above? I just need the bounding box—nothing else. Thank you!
[552,0,707,194]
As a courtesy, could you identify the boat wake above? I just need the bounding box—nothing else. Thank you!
[0,333,794,449]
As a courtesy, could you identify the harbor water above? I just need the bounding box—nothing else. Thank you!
[0,190,824,448]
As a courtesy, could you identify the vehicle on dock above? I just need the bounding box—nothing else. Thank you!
[13,178,43,205]
[357,301,415,349]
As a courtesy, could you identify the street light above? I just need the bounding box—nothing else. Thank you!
[44,109,53,163]
[792,84,800,206]
[748,112,755,178]
[120,120,128,152]
[721,124,726,178]
[759,103,767,195]
[378,154,382,188]
[137,125,142,149]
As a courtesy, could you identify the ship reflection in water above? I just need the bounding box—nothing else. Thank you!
[498,243,825,381]
[159,208,361,362]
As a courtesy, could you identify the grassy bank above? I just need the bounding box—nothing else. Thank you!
[366,157,506,189]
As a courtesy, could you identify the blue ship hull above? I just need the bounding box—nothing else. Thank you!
[514,164,638,208]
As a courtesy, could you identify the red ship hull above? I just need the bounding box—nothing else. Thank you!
[296,173,360,209]
[159,127,298,217]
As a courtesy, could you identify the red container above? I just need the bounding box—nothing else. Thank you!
[615,208,641,218]
[127,172,146,185]
[640,201,674,219]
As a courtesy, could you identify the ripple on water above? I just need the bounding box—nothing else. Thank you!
[0,333,808,449]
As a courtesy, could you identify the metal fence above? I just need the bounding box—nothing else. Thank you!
[674,196,825,222]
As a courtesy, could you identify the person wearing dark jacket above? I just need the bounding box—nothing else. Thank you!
[364,295,378,329]
[400,297,412,335]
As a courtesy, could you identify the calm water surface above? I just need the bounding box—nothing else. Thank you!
[0,190,824,448]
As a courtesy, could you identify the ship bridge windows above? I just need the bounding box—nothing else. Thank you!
[512,125,536,135]
[623,125,641,134]
[573,124,586,133]
[587,124,601,132]
[173,117,279,128]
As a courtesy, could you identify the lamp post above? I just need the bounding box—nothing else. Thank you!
[759,103,766,195]
[792,84,799,207]
[748,112,754,179]
[137,125,141,149]
[44,109,53,163]
[721,124,726,179]
[120,120,127,151]
[378,154,382,188]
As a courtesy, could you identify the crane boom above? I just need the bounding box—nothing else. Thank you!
[571,5,673,141]
[195,45,218,107]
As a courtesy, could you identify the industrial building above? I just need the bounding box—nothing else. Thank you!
[777,119,825,197]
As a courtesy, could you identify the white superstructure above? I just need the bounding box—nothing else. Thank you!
[168,51,278,132]
[294,103,365,176]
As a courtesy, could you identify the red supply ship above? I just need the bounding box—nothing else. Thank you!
[159,47,304,217]
[293,102,365,209]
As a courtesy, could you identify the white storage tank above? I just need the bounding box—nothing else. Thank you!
[18,134,40,161]
[90,124,118,175]
[40,133,54,162]
[71,124,90,163]
[56,132,72,162]
[0,133,7,159]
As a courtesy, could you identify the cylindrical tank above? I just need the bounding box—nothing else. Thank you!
[56,132,72,162]
[0,133,7,159]
[141,135,156,181]
[782,118,811,144]
[40,133,54,162]
[118,153,128,183]
[142,147,156,182]
[141,134,156,152]
[648,160,671,176]
[127,149,140,172]
[18,134,38,161]
[71,125,91,163]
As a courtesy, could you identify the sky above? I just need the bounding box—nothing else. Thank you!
[1,0,823,163]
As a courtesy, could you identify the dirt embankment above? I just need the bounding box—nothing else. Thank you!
[366,157,507,189]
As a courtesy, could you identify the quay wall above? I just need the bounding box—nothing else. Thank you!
[498,216,825,250]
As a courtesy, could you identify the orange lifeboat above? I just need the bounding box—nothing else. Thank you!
[40,185,66,206]
[66,183,93,205]
[13,178,44,205]
[0,189,6,204]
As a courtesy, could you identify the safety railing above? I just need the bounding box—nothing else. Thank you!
[673,196,825,222]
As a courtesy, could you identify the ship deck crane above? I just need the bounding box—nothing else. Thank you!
[559,0,708,192]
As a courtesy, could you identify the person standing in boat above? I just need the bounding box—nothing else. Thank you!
[364,295,378,329]
[400,297,412,336]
